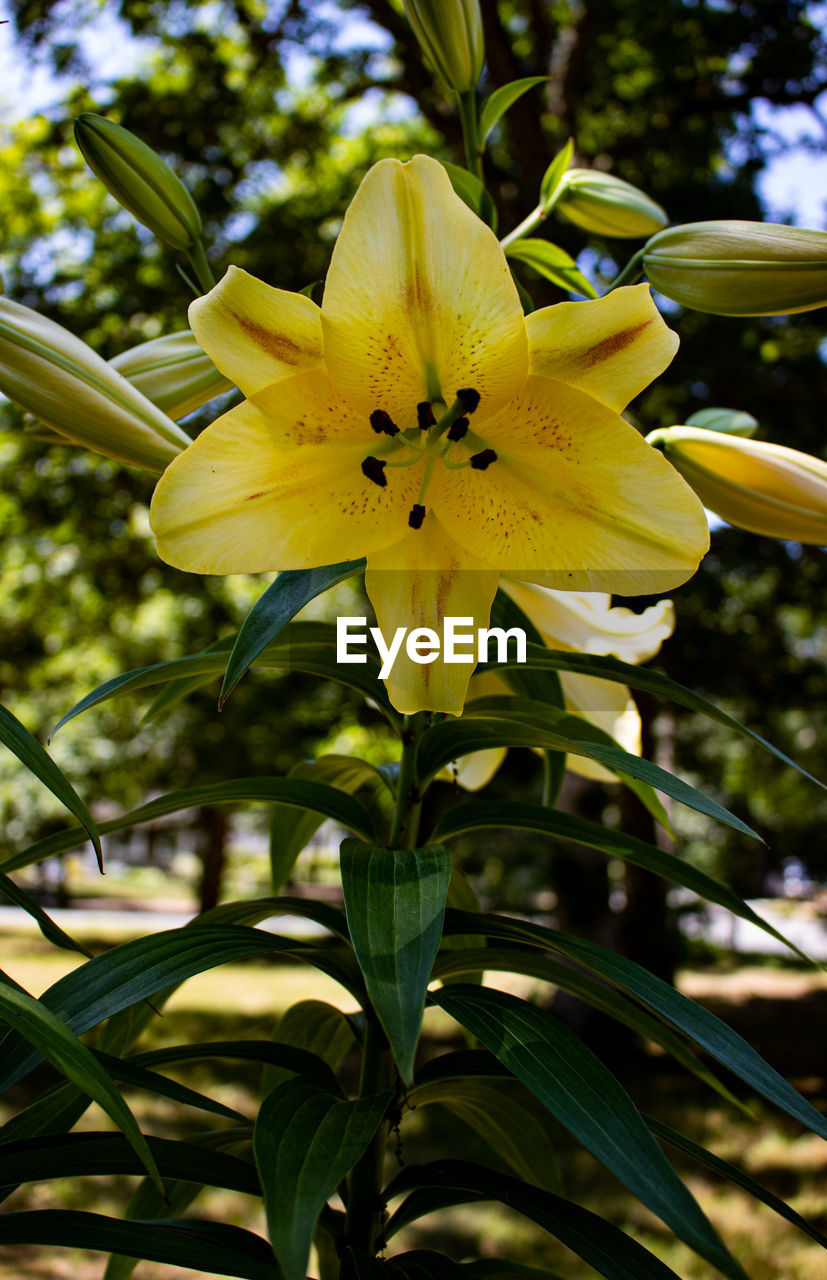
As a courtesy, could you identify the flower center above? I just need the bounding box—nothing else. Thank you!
[359,387,497,529]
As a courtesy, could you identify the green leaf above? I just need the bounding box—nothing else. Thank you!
[0,870,92,957]
[128,1036,344,1093]
[262,1000,358,1096]
[49,622,399,738]
[93,1049,248,1122]
[504,239,597,298]
[140,634,234,724]
[432,799,806,960]
[2,776,377,874]
[0,1211,280,1279]
[441,909,827,1143]
[103,1179,204,1280]
[645,1114,827,1248]
[417,703,759,840]
[479,77,549,144]
[0,925,355,1090]
[431,986,746,1280]
[340,840,451,1082]
[0,703,102,869]
[270,756,389,893]
[384,1161,684,1280]
[442,161,498,231]
[484,642,825,792]
[0,975,162,1193]
[540,138,574,204]
[253,1076,390,1280]
[221,561,364,706]
[0,1132,260,1196]
[430,948,746,1111]
[410,1078,562,1192]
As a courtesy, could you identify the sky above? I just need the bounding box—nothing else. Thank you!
[1,0,825,228]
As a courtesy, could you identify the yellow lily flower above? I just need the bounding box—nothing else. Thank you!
[651,426,827,543]
[451,584,675,789]
[149,155,708,715]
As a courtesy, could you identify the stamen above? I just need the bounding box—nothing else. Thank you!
[361,456,388,487]
[470,449,497,470]
[447,416,469,442]
[370,409,399,437]
[456,388,481,414]
[408,503,426,529]
[416,401,436,430]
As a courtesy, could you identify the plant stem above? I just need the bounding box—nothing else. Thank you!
[499,186,565,250]
[344,1009,395,1255]
[457,90,483,182]
[389,713,425,849]
[606,248,645,292]
[185,239,216,294]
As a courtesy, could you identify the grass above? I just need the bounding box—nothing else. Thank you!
[0,935,825,1278]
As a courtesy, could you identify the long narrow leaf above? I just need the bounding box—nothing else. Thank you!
[479,76,549,143]
[441,910,827,1143]
[2,776,376,873]
[431,985,746,1280]
[0,975,162,1193]
[432,799,806,960]
[384,1161,684,1280]
[0,870,92,956]
[482,644,824,790]
[221,561,364,705]
[0,703,101,867]
[0,1212,280,1280]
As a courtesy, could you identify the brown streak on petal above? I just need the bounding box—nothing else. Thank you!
[233,312,321,364]
[577,319,652,369]
[245,491,267,501]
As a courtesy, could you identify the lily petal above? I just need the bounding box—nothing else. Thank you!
[189,266,324,396]
[432,375,709,594]
[502,581,675,663]
[322,155,528,425]
[149,399,420,573]
[525,285,678,412]
[559,670,641,783]
[365,512,499,715]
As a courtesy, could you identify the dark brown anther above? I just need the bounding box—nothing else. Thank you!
[370,409,399,436]
[408,503,426,529]
[457,387,481,414]
[447,416,469,442]
[362,456,388,486]
[470,448,497,470]
[416,401,436,430]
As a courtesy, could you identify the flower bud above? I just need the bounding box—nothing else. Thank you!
[74,113,202,252]
[403,0,484,93]
[555,169,668,238]
[110,330,233,420]
[642,221,827,316]
[651,426,827,544]
[0,297,191,471]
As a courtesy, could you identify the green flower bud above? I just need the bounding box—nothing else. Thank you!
[74,113,202,252]
[403,0,484,93]
[110,330,233,420]
[556,169,668,238]
[0,297,191,471]
[650,426,827,544]
[642,221,827,316]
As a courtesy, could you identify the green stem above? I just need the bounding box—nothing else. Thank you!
[457,89,483,182]
[499,186,565,250]
[389,713,425,849]
[606,248,645,292]
[344,1017,395,1255]
[185,239,216,294]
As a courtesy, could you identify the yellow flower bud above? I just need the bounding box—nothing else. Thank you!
[74,113,202,252]
[643,221,827,316]
[403,0,484,93]
[652,426,827,544]
[0,297,191,471]
[556,169,668,238]
[110,330,233,420]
